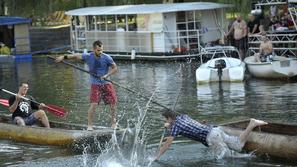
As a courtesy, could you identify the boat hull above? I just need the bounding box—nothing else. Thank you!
[0,114,125,152]
[196,57,245,84]
[220,120,297,160]
[244,56,297,78]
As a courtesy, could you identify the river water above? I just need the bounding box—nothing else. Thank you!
[0,56,296,167]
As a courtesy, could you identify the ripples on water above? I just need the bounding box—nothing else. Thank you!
[1,57,297,166]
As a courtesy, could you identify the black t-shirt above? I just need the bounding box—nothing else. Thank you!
[247,18,260,33]
[8,95,39,119]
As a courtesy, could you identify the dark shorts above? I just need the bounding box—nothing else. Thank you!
[12,114,37,126]
[234,38,247,50]
[90,83,117,105]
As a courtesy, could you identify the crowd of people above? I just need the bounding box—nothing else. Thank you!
[224,3,295,61]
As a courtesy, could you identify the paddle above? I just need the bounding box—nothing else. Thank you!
[0,99,9,107]
[48,55,171,110]
[0,88,67,117]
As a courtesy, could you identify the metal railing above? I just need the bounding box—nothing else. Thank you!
[71,27,222,55]
[248,33,297,57]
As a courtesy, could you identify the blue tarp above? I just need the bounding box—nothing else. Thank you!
[0,16,31,26]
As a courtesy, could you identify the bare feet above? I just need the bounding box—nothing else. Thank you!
[250,118,268,127]
[87,126,94,131]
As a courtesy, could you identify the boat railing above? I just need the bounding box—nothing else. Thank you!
[248,32,297,57]
[198,45,240,63]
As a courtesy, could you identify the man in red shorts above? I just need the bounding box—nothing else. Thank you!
[55,40,118,130]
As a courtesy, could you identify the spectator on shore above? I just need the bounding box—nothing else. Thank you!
[226,15,247,60]
[247,14,260,35]
[0,42,10,55]
[254,35,274,62]
[270,5,278,18]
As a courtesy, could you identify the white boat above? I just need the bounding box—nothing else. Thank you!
[196,46,245,84]
[244,56,297,79]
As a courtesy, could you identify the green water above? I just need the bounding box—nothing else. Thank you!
[0,56,296,166]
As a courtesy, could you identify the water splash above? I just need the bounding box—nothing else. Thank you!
[80,99,157,167]
[79,65,183,167]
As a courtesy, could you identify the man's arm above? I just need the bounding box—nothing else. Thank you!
[243,23,248,37]
[8,95,20,113]
[252,24,258,34]
[55,53,82,63]
[102,63,118,80]
[155,136,174,160]
[226,24,234,37]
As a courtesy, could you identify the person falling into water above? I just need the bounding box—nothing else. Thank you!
[55,40,118,130]
[155,109,268,160]
[8,82,50,128]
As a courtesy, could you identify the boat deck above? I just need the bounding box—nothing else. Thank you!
[110,53,200,61]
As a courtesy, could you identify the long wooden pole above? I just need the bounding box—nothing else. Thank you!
[48,55,171,110]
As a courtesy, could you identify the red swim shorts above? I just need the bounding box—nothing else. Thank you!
[90,83,117,105]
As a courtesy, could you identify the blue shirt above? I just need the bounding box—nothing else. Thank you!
[170,115,212,147]
[82,52,115,85]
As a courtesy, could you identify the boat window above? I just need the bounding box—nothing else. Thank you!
[87,16,95,30]
[128,14,137,31]
[117,15,126,31]
[96,16,106,31]
[177,11,186,22]
[187,11,194,22]
[195,11,202,22]
[78,16,85,26]
[175,10,202,52]
[107,15,116,31]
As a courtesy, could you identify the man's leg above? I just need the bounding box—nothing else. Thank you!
[33,110,50,128]
[207,127,231,159]
[13,116,25,126]
[109,104,117,129]
[239,118,268,144]
[88,84,100,131]
[103,83,117,129]
[223,119,267,153]
[87,103,98,131]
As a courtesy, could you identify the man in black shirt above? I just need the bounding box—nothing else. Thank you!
[8,82,50,128]
[247,14,260,34]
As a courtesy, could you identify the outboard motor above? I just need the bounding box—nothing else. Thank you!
[214,59,226,81]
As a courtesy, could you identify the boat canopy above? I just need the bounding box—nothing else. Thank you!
[66,2,231,16]
[0,16,31,26]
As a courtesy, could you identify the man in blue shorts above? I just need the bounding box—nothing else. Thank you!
[55,40,118,130]
[9,82,50,128]
[155,109,267,160]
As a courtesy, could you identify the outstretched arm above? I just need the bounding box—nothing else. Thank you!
[55,53,82,62]
[155,136,174,161]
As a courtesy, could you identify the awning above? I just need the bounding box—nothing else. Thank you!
[0,16,31,26]
[66,2,231,16]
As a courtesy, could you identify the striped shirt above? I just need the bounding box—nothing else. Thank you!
[169,115,212,147]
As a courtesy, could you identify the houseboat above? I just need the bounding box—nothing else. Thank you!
[65,2,231,60]
[0,16,32,59]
